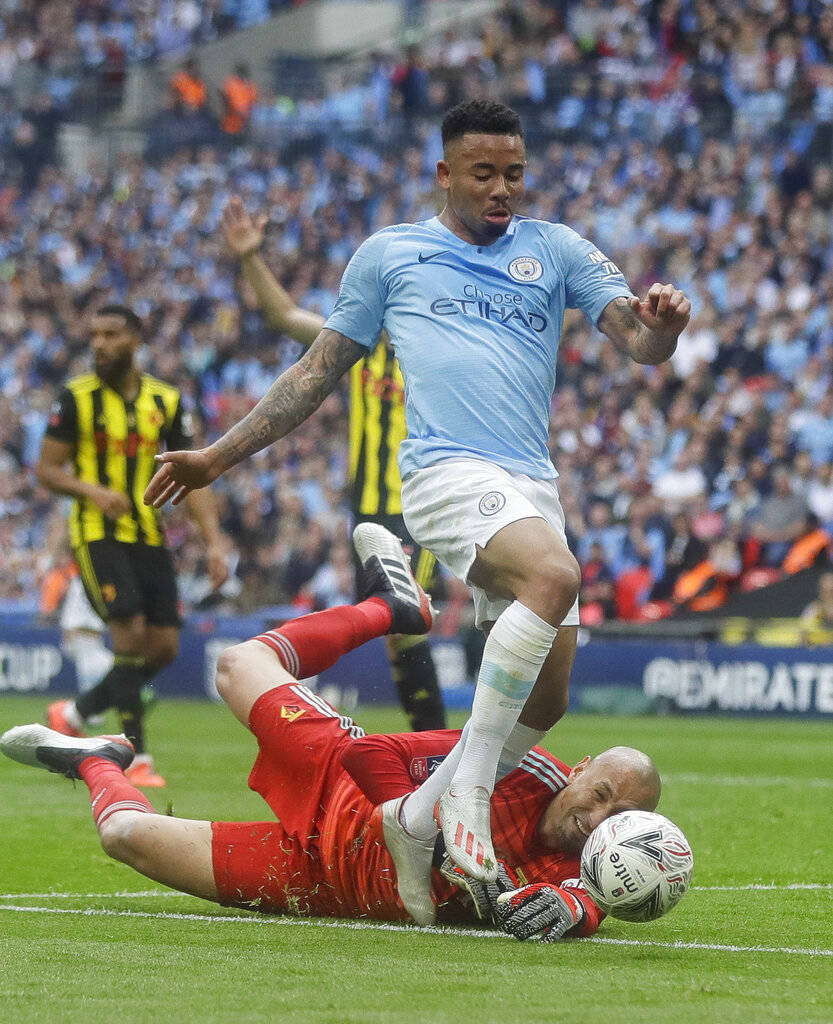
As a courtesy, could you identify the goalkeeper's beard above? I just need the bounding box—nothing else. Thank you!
[546,816,586,857]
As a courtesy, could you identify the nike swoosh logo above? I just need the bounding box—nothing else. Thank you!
[418,250,451,263]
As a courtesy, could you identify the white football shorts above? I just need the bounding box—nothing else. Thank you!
[401,458,580,629]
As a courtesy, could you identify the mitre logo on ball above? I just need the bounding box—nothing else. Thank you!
[580,810,694,922]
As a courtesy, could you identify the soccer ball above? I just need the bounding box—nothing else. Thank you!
[580,810,693,922]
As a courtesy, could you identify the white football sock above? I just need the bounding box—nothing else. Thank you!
[400,722,470,841]
[495,721,547,783]
[64,701,85,732]
[64,633,114,694]
[450,601,557,796]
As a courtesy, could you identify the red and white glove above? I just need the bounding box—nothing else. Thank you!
[495,884,586,941]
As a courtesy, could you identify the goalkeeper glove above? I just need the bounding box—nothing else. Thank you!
[439,854,519,922]
[495,884,586,942]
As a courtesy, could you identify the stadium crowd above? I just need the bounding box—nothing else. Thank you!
[2,0,833,623]
[0,0,294,101]
[0,0,299,181]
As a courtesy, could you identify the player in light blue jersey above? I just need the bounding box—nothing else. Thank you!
[324,201,632,483]
[145,100,690,908]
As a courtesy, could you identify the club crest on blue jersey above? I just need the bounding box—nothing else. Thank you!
[508,256,544,282]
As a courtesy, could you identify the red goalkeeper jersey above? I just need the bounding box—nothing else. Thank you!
[218,688,602,933]
[321,729,602,933]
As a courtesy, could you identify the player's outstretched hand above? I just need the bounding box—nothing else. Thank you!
[439,855,518,922]
[628,282,691,339]
[143,448,218,508]
[495,883,585,942]
[222,196,267,259]
[206,541,230,589]
[92,486,133,521]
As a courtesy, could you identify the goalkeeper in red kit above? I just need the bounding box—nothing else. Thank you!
[1,525,660,942]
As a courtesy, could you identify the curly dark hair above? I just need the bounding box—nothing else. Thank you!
[96,303,143,334]
[440,100,524,148]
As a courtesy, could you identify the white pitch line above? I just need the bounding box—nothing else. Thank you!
[588,936,833,958]
[694,883,833,892]
[0,902,500,936]
[0,890,182,899]
[3,882,832,900]
[664,773,833,788]
[1,903,832,959]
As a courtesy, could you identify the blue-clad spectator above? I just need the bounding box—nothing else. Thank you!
[765,320,811,384]
[794,393,833,466]
[576,500,628,577]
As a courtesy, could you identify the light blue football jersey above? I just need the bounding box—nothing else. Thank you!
[325,215,634,479]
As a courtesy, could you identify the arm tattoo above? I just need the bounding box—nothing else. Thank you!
[600,297,677,365]
[213,329,364,471]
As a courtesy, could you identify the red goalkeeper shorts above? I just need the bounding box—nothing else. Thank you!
[245,682,364,837]
[211,683,365,915]
[211,819,334,914]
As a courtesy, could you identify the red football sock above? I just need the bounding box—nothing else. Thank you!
[254,597,393,677]
[79,756,154,831]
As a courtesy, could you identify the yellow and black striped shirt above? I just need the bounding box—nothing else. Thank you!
[46,373,193,548]
[349,338,407,516]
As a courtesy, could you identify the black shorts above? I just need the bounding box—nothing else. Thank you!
[74,539,181,627]
[352,511,438,596]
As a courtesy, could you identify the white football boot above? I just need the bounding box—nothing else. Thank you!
[1,724,134,778]
[436,785,498,883]
[380,795,437,925]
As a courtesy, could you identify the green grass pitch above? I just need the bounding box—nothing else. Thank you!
[1,694,831,1024]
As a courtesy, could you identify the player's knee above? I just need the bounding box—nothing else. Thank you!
[99,811,148,866]
[112,619,146,656]
[522,552,581,621]
[215,643,247,704]
[147,635,179,670]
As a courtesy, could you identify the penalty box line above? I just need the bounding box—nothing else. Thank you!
[1,902,832,959]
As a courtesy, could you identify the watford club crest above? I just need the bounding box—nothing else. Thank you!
[280,705,305,723]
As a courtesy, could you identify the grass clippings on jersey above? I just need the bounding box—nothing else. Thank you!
[0,696,831,1024]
